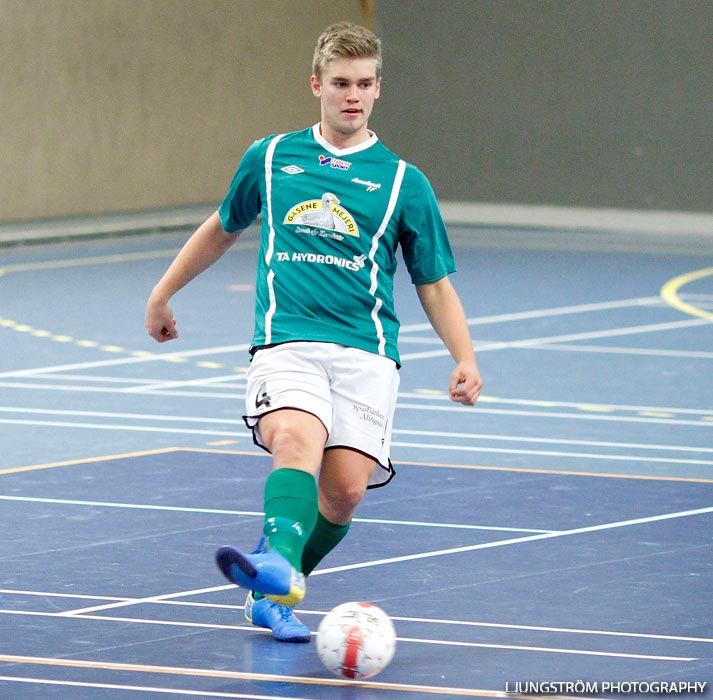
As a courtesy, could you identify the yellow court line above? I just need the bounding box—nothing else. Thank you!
[0,654,503,698]
[4,447,712,483]
[0,448,181,476]
[396,459,713,484]
[660,266,713,320]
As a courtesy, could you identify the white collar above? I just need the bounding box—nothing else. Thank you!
[311,123,379,156]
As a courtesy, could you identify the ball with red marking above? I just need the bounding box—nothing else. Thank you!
[316,601,396,680]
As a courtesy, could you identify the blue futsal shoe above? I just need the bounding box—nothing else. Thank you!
[215,538,306,607]
[245,592,311,643]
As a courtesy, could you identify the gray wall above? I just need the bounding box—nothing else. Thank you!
[0,0,364,221]
[2,0,711,221]
[372,0,713,213]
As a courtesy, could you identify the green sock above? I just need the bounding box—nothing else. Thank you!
[301,512,351,576]
[263,468,318,571]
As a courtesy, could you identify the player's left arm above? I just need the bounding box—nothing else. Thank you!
[416,276,483,406]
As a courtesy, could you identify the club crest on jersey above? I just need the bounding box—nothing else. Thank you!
[319,154,352,171]
[283,192,359,237]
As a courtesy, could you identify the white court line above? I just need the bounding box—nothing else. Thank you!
[533,343,713,360]
[2,588,710,650]
[0,677,316,700]
[397,403,713,428]
[401,317,711,361]
[120,373,245,393]
[3,588,712,645]
[1,395,711,427]
[399,296,664,332]
[0,664,608,700]
[391,440,713,466]
[0,344,250,379]
[24,372,245,387]
[5,392,713,417]
[0,406,245,425]
[399,392,713,416]
[394,428,713,454]
[3,407,712,453]
[0,296,683,381]
[2,418,712,459]
[0,381,244,399]
[0,611,695,662]
[0,495,549,534]
[311,505,713,577]
[48,504,713,617]
[0,418,240,437]
[2,414,711,448]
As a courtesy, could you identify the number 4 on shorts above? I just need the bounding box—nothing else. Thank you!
[256,382,271,409]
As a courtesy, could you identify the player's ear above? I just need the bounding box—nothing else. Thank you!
[374,76,381,100]
[310,74,321,98]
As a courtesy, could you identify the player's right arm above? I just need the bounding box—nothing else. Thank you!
[146,211,241,342]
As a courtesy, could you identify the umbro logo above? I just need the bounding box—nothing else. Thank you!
[281,165,304,174]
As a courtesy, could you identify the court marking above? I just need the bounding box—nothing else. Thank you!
[412,393,713,418]
[661,266,713,320]
[0,344,251,379]
[5,407,713,448]
[0,448,180,475]
[11,492,705,617]
[401,317,711,361]
[396,459,713,483]
[0,610,693,662]
[0,406,713,464]
[0,656,499,698]
[397,403,713,428]
[3,448,713,482]
[0,677,316,700]
[529,342,713,359]
[1,294,704,380]
[308,505,713,578]
[0,495,550,534]
[1,394,711,428]
[3,226,711,698]
[400,295,665,332]
[391,440,713,467]
[3,588,712,645]
[0,238,259,276]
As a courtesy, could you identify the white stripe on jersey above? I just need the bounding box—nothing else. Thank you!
[368,159,407,355]
[263,134,285,345]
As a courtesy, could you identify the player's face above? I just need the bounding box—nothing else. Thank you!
[311,58,381,148]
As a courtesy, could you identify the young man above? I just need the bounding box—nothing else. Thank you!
[146,22,482,643]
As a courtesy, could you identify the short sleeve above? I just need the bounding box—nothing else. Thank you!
[398,165,456,285]
[218,138,267,233]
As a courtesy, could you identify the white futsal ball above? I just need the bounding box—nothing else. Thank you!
[317,601,396,680]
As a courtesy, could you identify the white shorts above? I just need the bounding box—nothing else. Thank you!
[244,342,400,488]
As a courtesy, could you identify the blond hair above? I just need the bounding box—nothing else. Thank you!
[312,21,382,80]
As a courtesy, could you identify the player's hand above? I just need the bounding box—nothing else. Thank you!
[449,360,483,406]
[146,297,179,343]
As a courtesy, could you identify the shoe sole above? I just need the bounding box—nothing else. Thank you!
[215,546,305,606]
[216,546,257,583]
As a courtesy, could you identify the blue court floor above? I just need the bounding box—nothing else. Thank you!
[1,221,712,698]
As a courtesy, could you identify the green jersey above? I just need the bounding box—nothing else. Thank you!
[219,124,455,365]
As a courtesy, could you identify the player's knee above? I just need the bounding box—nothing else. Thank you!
[260,412,325,470]
[268,426,313,464]
[325,482,366,520]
